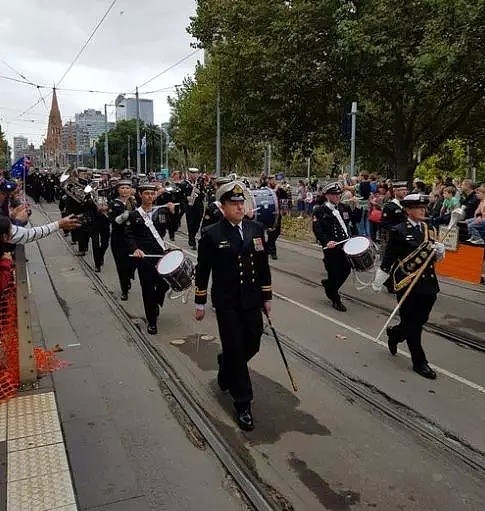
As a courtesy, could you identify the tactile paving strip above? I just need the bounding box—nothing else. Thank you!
[0,401,7,442]
[8,443,69,482]
[7,407,60,440]
[7,470,76,511]
[5,391,78,510]
[7,392,57,417]
[8,429,63,453]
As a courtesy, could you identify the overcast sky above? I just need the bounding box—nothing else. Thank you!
[0,0,199,148]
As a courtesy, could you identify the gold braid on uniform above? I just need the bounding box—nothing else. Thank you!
[392,224,437,292]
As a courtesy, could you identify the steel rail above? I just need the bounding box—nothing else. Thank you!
[36,209,278,511]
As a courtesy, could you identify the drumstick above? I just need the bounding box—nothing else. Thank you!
[129,254,163,258]
[323,238,350,250]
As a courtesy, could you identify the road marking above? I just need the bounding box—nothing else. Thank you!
[172,237,485,396]
[36,214,485,396]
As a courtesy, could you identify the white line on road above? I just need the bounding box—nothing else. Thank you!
[173,239,485,396]
[37,213,485,396]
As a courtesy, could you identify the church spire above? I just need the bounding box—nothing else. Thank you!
[44,87,63,165]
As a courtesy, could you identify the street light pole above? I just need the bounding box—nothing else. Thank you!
[127,135,131,169]
[104,104,109,171]
[160,125,163,171]
[136,87,141,175]
[165,129,169,171]
[216,89,221,176]
[350,101,357,177]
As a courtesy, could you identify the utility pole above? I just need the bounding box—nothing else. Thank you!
[267,143,272,175]
[136,87,141,175]
[144,131,147,174]
[165,128,169,171]
[160,125,163,171]
[127,135,131,169]
[216,89,221,176]
[104,104,109,171]
[350,101,357,177]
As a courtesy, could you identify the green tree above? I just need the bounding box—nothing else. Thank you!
[187,0,484,179]
[95,120,166,172]
[0,125,9,170]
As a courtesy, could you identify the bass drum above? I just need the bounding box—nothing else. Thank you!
[250,187,280,229]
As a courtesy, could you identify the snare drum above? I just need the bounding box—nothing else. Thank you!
[156,250,194,292]
[250,187,280,229]
[343,236,377,272]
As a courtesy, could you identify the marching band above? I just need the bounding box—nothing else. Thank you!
[16,166,470,430]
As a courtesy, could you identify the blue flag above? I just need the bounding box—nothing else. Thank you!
[11,156,32,179]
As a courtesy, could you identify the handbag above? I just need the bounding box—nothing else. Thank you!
[368,207,382,223]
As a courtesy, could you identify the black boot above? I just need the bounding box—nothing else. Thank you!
[386,327,399,355]
[234,402,254,431]
[413,363,437,380]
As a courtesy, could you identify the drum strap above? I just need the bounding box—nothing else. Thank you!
[136,206,167,252]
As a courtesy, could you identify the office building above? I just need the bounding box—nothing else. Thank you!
[13,136,28,161]
[115,95,154,124]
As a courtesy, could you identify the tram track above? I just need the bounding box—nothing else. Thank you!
[175,229,485,353]
[37,207,485,487]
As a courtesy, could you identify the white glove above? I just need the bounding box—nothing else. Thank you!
[434,242,445,260]
[115,210,130,224]
[372,268,390,292]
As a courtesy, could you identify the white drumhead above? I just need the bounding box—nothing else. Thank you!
[343,236,370,255]
[157,250,184,275]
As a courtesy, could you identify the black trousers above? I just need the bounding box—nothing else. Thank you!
[79,220,110,268]
[322,247,351,302]
[111,238,134,294]
[186,205,204,245]
[265,215,281,256]
[166,210,180,240]
[390,291,436,367]
[216,307,263,404]
[137,259,169,326]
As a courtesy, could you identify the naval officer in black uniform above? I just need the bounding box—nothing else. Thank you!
[373,194,445,379]
[194,181,272,431]
[381,181,408,231]
[126,183,175,335]
[312,182,359,311]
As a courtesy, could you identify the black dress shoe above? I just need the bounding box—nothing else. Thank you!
[386,327,398,355]
[120,293,128,301]
[413,363,437,380]
[147,324,158,335]
[217,353,229,392]
[270,253,278,260]
[170,236,175,241]
[321,279,328,289]
[94,266,101,273]
[236,408,254,431]
[332,301,347,312]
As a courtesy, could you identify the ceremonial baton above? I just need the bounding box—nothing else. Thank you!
[264,310,299,392]
[375,209,464,343]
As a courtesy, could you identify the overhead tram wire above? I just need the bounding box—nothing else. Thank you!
[0,74,177,96]
[56,0,118,87]
[136,49,201,90]
[0,59,49,110]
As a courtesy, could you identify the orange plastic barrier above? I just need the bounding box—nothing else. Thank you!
[0,260,69,401]
[436,243,484,284]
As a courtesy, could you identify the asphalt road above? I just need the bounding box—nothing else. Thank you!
[34,203,485,510]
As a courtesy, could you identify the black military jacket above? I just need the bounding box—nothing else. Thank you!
[195,218,272,310]
[381,200,407,230]
[125,208,168,255]
[312,202,355,247]
[201,201,223,230]
[107,197,137,240]
[381,220,439,295]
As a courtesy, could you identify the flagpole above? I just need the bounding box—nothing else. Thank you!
[144,132,147,174]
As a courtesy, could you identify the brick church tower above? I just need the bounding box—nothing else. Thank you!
[44,88,63,166]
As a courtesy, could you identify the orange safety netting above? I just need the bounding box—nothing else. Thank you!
[0,264,19,400]
[0,262,69,401]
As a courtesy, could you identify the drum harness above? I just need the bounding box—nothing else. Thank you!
[136,206,194,303]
